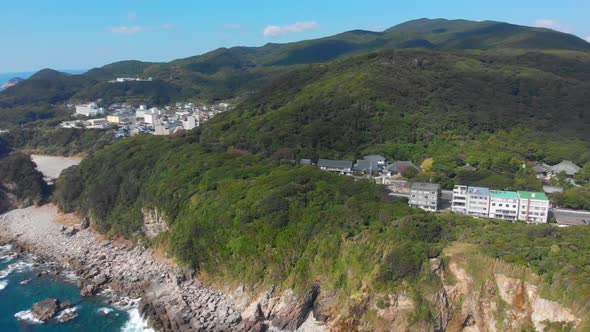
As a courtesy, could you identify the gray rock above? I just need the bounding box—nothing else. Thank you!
[31,298,60,321]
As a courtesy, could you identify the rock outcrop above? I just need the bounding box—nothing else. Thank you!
[142,208,169,240]
[31,298,71,322]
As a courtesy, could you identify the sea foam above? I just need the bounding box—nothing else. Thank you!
[121,307,155,332]
[0,280,7,291]
[14,309,43,324]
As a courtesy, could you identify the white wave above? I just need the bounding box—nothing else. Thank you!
[56,306,79,321]
[121,308,155,332]
[14,310,43,324]
[98,307,114,315]
[0,279,7,290]
[0,244,13,252]
[0,261,34,279]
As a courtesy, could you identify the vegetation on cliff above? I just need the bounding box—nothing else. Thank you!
[53,136,590,328]
[0,152,49,212]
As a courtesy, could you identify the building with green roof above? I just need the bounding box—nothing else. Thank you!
[490,190,520,221]
[518,191,550,223]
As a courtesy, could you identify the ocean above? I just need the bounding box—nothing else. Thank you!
[0,244,151,332]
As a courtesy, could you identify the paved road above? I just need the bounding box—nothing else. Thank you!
[552,208,590,226]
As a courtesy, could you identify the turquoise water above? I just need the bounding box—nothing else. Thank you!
[0,244,147,332]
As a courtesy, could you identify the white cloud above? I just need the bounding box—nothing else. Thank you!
[224,23,241,29]
[108,24,174,35]
[533,19,572,33]
[263,21,319,37]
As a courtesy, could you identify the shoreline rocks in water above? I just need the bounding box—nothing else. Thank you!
[0,205,242,331]
[31,298,70,322]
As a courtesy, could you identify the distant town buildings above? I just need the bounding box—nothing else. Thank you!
[409,182,441,212]
[108,77,153,83]
[62,101,230,135]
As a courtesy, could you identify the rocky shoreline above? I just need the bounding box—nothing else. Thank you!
[0,205,242,331]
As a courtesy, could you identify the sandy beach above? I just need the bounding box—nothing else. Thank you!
[30,154,83,180]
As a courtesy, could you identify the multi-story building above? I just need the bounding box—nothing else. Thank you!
[451,185,468,214]
[518,191,550,223]
[466,187,490,218]
[75,103,103,117]
[409,182,440,212]
[489,190,520,221]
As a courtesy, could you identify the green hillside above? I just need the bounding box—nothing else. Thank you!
[1,18,589,117]
[200,48,590,159]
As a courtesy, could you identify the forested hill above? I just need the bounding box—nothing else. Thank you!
[199,48,590,158]
[1,18,590,111]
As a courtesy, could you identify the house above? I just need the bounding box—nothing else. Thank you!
[451,185,468,214]
[385,161,421,176]
[550,160,581,177]
[299,159,313,166]
[75,103,103,117]
[353,160,383,175]
[317,159,353,176]
[466,187,490,218]
[518,191,550,223]
[363,155,387,166]
[489,190,520,221]
[409,182,440,212]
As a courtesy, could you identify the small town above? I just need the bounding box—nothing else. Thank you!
[303,155,589,226]
[60,101,232,137]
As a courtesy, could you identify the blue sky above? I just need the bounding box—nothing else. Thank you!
[1,0,589,72]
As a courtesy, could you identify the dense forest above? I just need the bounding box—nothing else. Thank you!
[53,135,590,328]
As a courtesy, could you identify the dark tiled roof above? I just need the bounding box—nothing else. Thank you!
[353,160,383,172]
[299,159,313,165]
[318,159,353,170]
[387,161,420,173]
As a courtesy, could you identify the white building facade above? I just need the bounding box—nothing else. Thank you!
[466,187,490,218]
[489,190,520,221]
[451,185,468,214]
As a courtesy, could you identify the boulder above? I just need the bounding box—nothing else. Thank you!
[80,284,97,297]
[31,298,60,321]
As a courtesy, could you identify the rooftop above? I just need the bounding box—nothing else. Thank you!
[490,190,519,199]
[353,160,383,172]
[317,159,353,170]
[467,186,490,196]
[550,160,581,176]
[411,182,440,191]
[518,191,549,201]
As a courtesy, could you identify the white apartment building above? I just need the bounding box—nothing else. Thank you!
[451,185,468,214]
[466,187,490,218]
[518,191,550,223]
[75,103,103,117]
[489,190,520,221]
[182,115,198,130]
